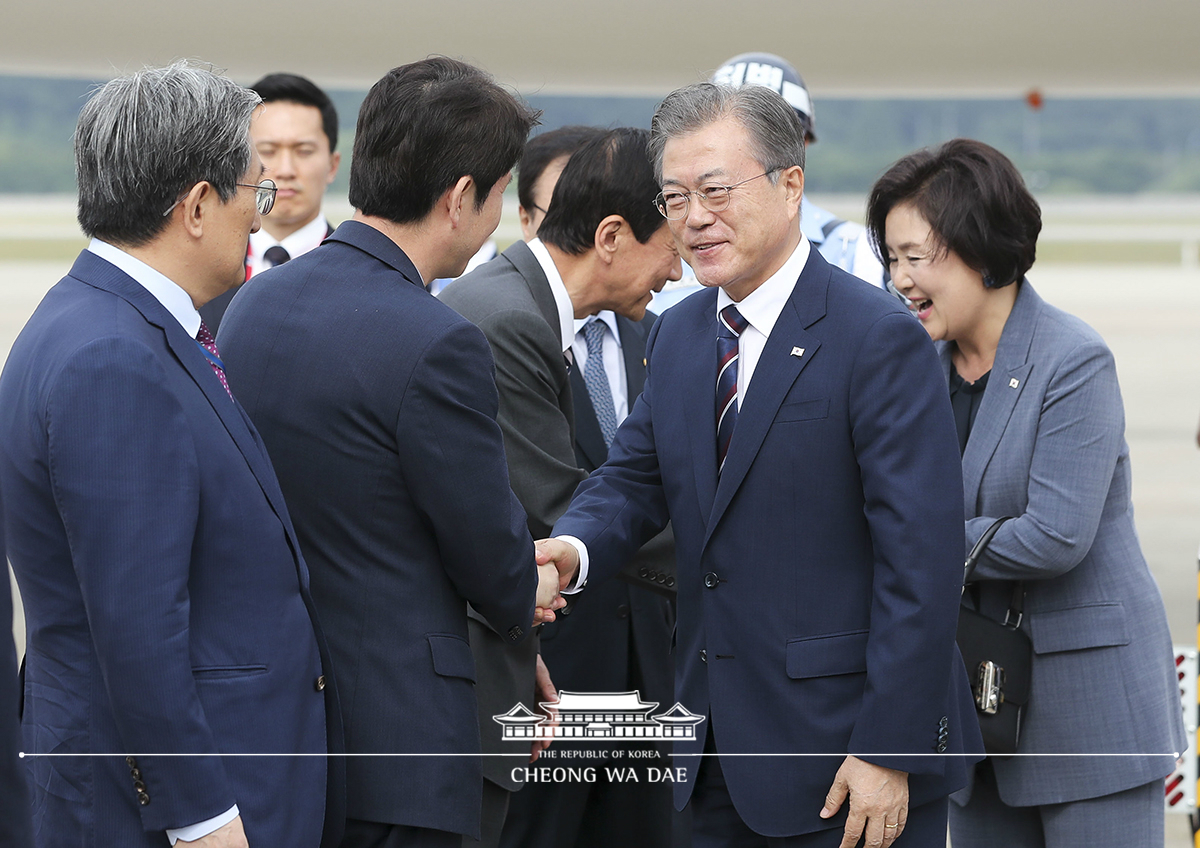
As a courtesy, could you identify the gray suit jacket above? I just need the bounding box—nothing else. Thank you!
[948,281,1184,806]
[440,240,580,790]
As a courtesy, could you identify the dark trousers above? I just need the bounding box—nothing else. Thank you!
[689,737,949,848]
[341,818,460,848]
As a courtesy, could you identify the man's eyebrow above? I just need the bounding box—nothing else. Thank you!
[662,168,728,188]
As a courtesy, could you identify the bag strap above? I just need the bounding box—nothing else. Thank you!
[963,516,1025,627]
[964,516,1012,582]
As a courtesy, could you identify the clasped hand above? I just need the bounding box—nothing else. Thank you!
[532,538,582,625]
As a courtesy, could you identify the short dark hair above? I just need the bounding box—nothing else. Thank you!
[349,57,539,224]
[250,72,338,153]
[517,125,603,211]
[75,61,260,247]
[866,139,1041,288]
[538,127,665,255]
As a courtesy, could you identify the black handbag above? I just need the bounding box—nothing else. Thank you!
[955,516,1031,756]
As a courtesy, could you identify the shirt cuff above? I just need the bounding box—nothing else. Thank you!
[556,536,589,593]
[166,805,239,845]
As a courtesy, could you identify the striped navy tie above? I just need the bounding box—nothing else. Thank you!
[715,305,748,473]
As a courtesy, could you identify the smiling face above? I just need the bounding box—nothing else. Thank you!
[884,202,989,342]
[659,116,803,301]
[251,100,339,238]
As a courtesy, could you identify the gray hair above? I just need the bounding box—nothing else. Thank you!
[75,60,262,246]
[648,83,806,185]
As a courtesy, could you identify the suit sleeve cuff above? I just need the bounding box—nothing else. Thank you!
[556,536,589,593]
[166,804,239,844]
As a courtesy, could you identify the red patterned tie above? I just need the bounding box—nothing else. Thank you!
[195,320,233,400]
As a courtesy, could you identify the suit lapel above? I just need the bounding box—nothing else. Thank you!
[960,281,1039,514]
[504,240,561,334]
[619,316,650,407]
[72,251,297,530]
[681,308,721,522]
[703,267,826,548]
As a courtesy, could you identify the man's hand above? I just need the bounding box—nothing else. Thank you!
[535,538,580,592]
[177,816,248,848]
[819,756,908,847]
[530,653,559,762]
[534,562,566,624]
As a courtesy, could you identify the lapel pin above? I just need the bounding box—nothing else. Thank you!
[790,347,805,358]
[1009,378,1020,389]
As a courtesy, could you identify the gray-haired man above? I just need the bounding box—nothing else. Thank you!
[0,61,338,848]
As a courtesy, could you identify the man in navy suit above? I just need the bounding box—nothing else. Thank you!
[539,84,981,847]
[219,58,560,848]
[0,62,337,848]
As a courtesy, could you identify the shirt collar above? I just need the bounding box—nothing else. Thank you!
[573,310,622,348]
[87,238,202,337]
[249,213,329,259]
[527,238,576,354]
[716,236,810,339]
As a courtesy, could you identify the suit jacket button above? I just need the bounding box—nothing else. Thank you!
[616,604,630,619]
[508,625,523,641]
[939,716,949,729]
[666,576,675,588]
[125,756,137,768]
[700,649,707,663]
[130,768,141,780]
[703,572,719,588]
[936,741,948,753]
[137,792,151,806]
[639,566,649,578]
[315,675,326,692]
[133,780,146,792]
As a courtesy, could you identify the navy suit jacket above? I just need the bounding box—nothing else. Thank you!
[219,221,538,838]
[0,250,333,847]
[555,248,982,837]
[0,515,34,848]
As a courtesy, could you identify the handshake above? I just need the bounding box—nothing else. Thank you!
[531,538,583,625]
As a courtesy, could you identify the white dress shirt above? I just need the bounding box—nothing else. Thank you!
[562,236,813,591]
[526,237,576,355]
[715,236,811,405]
[86,238,240,845]
[247,213,330,278]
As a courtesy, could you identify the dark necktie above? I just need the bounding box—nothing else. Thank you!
[195,320,233,400]
[263,245,291,267]
[582,319,618,448]
[716,305,748,473]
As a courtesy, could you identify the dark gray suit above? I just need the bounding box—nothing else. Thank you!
[947,281,1185,842]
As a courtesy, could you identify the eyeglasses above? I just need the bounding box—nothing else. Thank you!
[162,178,278,218]
[654,170,779,220]
[239,179,277,215]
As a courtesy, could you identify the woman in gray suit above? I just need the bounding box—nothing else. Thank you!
[865,139,1185,847]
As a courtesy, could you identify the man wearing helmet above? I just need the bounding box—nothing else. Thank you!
[712,53,885,289]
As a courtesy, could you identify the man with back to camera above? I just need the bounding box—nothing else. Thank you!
[218,57,563,848]
[0,61,340,848]
[200,71,340,330]
[440,127,681,848]
[537,83,982,847]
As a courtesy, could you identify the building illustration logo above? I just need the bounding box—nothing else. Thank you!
[494,690,705,741]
